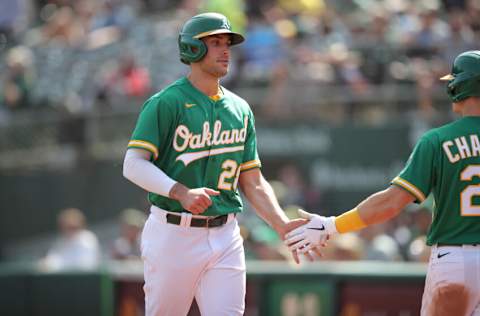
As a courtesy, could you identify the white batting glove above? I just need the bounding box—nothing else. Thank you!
[285,209,338,254]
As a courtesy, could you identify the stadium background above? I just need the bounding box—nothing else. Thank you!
[0,0,477,315]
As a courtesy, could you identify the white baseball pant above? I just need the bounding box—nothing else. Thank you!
[421,244,480,316]
[141,206,246,316]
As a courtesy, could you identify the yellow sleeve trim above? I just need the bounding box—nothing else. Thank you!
[334,208,367,234]
[240,159,261,172]
[128,140,159,160]
[392,176,426,202]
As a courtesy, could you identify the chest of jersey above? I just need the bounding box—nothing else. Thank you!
[170,99,249,167]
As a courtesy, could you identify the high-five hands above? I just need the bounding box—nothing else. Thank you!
[281,218,323,264]
[285,209,337,255]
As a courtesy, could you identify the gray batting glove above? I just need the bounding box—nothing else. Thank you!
[285,209,338,254]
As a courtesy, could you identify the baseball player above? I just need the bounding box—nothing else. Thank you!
[122,12,314,316]
[286,50,480,316]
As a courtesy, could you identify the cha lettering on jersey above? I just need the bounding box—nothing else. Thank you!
[442,134,480,163]
[173,116,248,166]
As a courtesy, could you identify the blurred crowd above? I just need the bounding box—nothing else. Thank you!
[39,207,147,271]
[0,0,455,277]
[0,0,479,122]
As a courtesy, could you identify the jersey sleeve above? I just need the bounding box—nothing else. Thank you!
[391,135,436,203]
[241,111,261,172]
[128,97,172,161]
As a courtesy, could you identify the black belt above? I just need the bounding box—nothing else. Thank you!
[438,243,478,247]
[166,213,231,228]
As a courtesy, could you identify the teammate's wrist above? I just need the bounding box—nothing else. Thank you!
[324,216,339,234]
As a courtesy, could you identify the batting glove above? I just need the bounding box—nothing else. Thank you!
[285,209,338,254]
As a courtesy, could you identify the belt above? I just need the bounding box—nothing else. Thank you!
[438,243,478,247]
[166,213,231,228]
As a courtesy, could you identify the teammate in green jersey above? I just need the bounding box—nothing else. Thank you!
[122,12,317,316]
[286,50,480,315]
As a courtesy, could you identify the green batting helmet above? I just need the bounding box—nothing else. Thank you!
[440,50,480,102]
[178,12,244,65]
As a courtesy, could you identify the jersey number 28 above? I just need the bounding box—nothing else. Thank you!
[218,159,241,191]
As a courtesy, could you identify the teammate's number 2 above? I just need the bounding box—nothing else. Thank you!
[460,165,480,216]
[218,160,241,191]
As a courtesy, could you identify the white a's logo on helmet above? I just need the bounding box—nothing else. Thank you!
[222,20,230,30]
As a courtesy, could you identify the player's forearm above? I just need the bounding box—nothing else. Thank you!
[122,149,177,197]
[241,176,289,235]
[334,186,413,233]
[356,189,404,225]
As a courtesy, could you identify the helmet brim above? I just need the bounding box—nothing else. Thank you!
[193,29,244,45]
[440,74,454,81]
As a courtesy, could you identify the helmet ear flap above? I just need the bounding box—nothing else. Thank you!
[178,35,208,64]
[447,81,456,99]
[446,73,480,102]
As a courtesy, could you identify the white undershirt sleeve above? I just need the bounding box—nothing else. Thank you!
[122,148,177,197]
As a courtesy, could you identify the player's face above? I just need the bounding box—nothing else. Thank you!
[199,34,231,78]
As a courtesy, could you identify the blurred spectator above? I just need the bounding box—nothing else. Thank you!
[40,207,100,270]
[359,224,402,261]
[1,45,36,111]
[240,8,288,83]
[406,8,450,56]
[95,53,151,109]
[0,0,31,48]
[407,235,431,262]
[39,6,87,47]
[276,164,323,211]
[111,208,146,260]
[90,0,136,32]
[277,0,325,16]
[410,206,433,238]
[466,0,480,37]
[352,9,395,85]
[321,232,365,260]
[404,206,432,261]
[442,10,476,63]
[241,223,287,261]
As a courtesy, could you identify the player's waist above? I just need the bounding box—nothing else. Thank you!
[150,205,236,228]
[149,194,243,216]
[437,243,479,248]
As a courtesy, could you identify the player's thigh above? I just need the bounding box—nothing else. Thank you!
[196,268,246,316]
[195,240,246,316]
[421,247,472,316]
[473,303,480,316]
[142,216,206,316]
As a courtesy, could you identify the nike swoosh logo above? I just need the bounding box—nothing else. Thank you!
[185,103,197,108]
[307,225,325,231]
[437,252,450,259]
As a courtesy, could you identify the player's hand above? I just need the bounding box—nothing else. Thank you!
[284,209,337,254]
[281,218,324,264]
[170,183,220,214]
[279,218,308,264]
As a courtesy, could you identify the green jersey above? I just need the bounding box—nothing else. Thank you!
[128,77,261,216]
[392,116,480,245]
